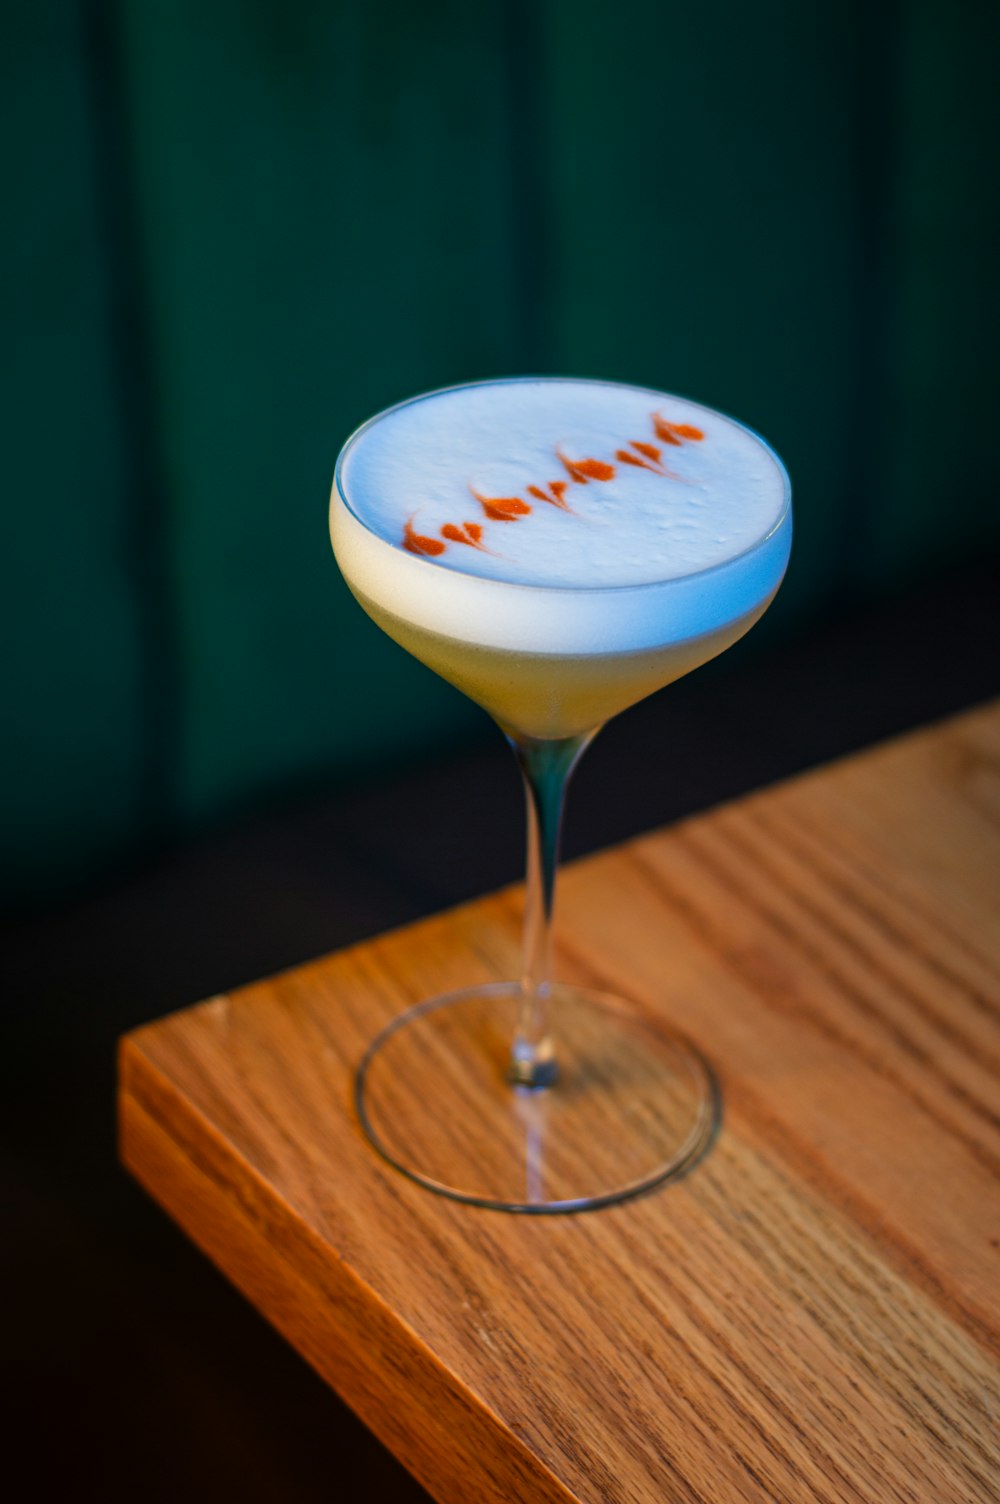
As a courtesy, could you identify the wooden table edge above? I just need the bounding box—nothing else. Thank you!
[119,1033,581,1504]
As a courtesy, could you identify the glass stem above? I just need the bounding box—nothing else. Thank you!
[506,731,594,1088]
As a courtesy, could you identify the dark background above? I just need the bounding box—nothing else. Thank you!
[3,2,999,1500]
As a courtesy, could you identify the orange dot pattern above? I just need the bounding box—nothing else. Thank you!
[401,411,704,557]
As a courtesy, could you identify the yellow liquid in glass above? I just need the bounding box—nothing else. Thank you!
[352,585,773,740]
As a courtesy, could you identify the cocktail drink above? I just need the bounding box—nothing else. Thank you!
[330,377,791,1211]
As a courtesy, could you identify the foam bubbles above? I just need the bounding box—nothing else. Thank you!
[331,379,791,656]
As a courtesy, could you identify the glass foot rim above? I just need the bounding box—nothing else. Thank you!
[355,982,721,1215]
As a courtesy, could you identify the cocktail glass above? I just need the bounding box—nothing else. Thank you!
[330,378,791,1212]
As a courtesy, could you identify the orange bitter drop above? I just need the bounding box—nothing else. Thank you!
[403,517,446,556]
[527,480,572,510]
[471,487,532,522]
[557,448,615,484]
[652,413,704,445]
[441,521,488,549]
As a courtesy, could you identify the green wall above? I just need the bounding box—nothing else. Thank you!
[4,1,998,904]
[5,6,148,901]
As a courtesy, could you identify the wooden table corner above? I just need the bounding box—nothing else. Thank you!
[120,702,1000,1504]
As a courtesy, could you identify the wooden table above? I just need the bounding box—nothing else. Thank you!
[120,703,1000,1503]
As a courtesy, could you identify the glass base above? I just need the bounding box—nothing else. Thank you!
[355,983,720,1213]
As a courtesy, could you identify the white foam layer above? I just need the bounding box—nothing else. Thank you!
[331,378,792,655]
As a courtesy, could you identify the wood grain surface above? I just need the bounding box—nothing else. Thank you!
[119,703,1000,1504]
